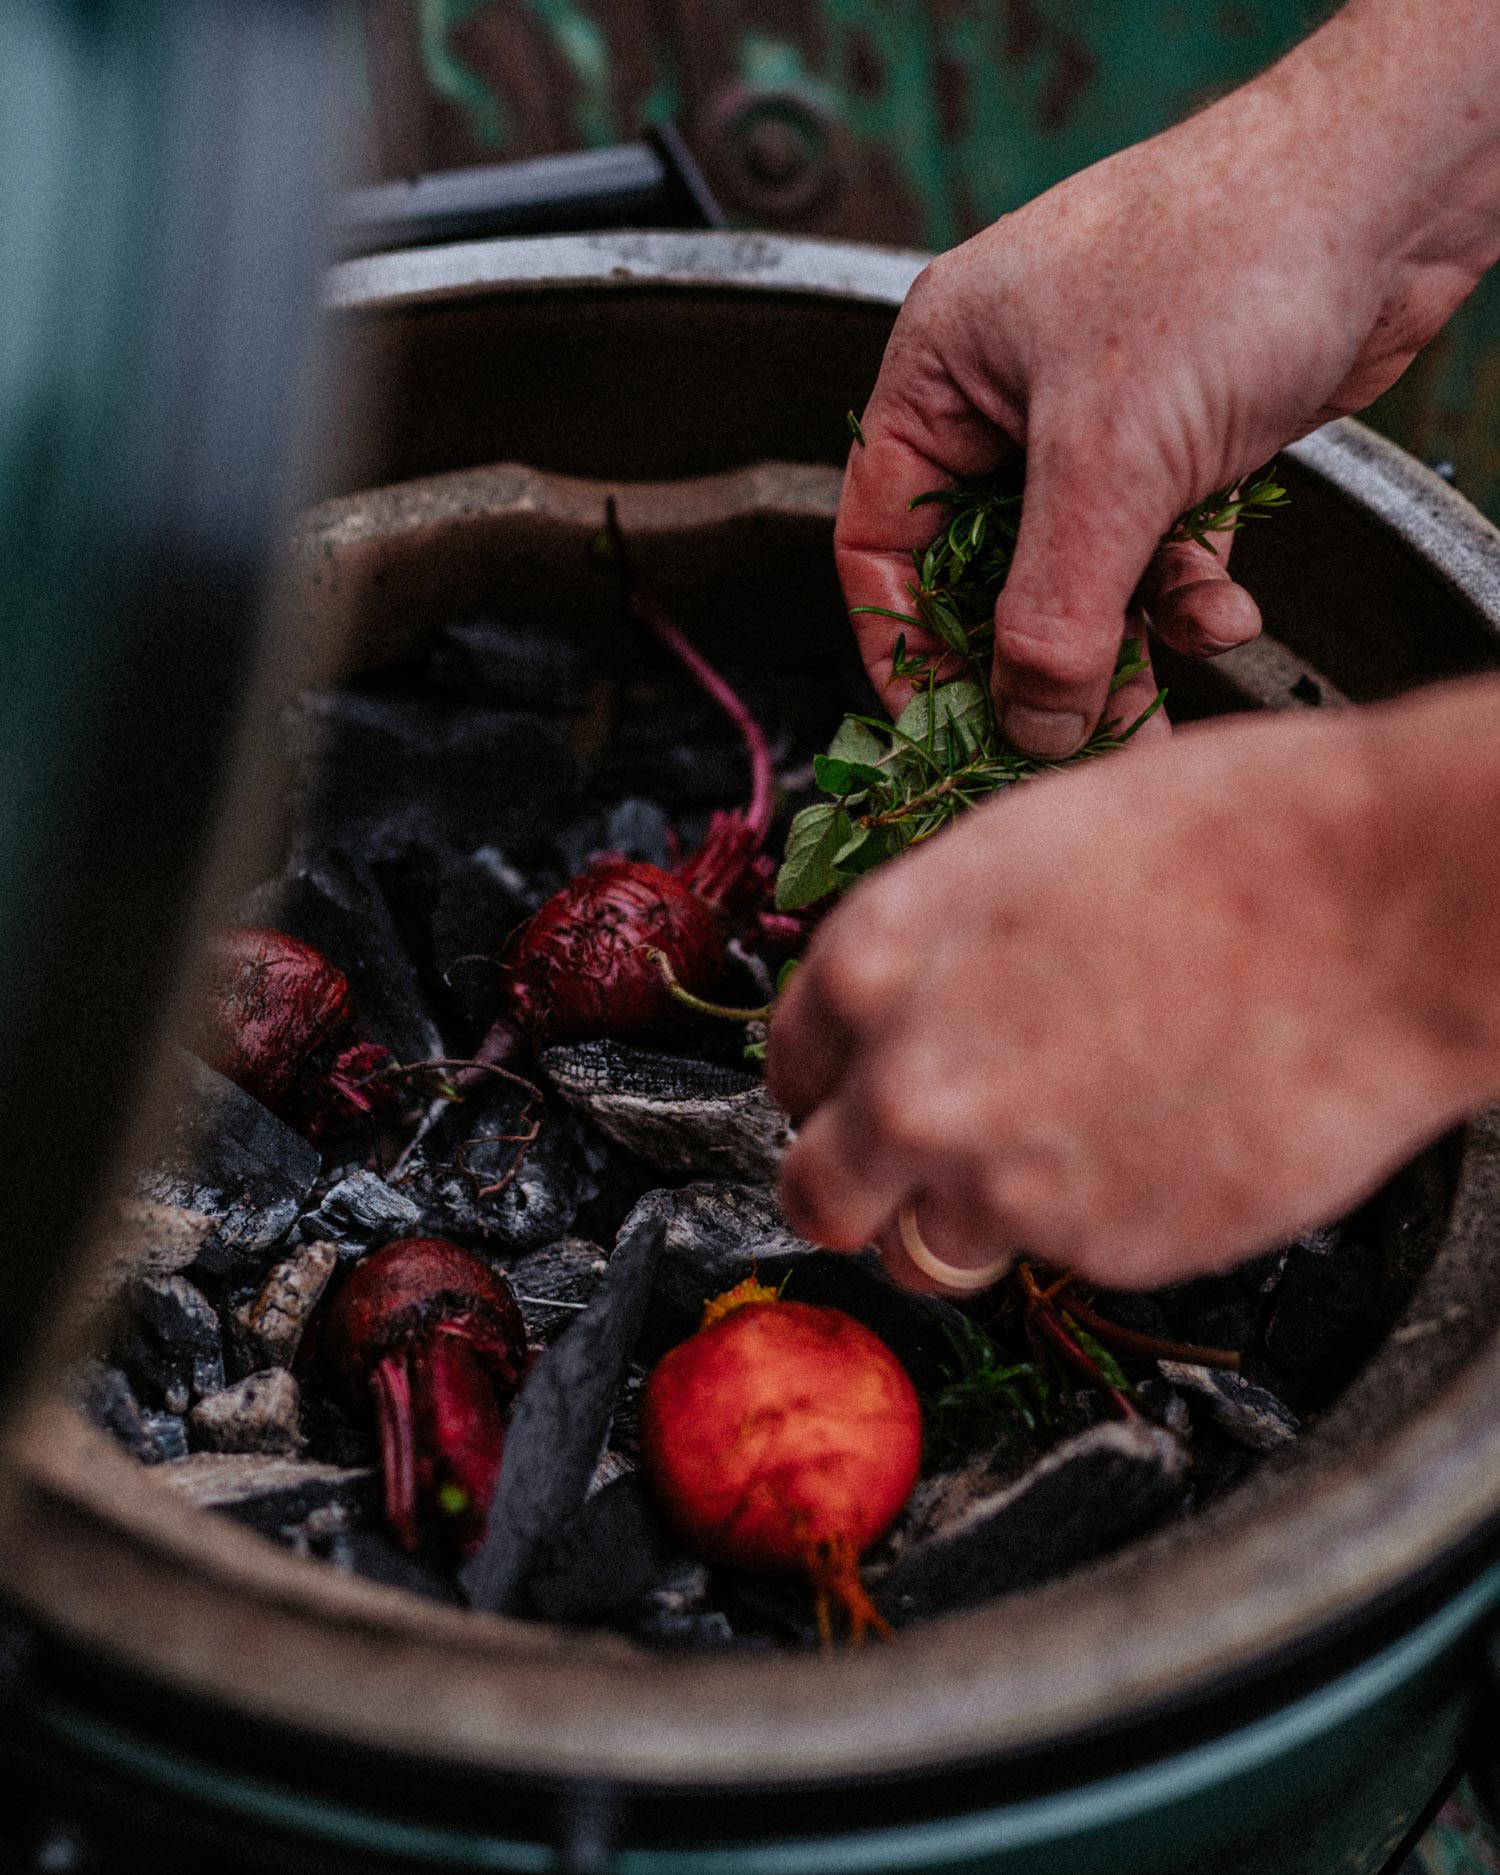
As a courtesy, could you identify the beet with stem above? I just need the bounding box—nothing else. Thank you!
[321,1237,529,1554]
[204,925,394,1140]
[471,504,777,1070]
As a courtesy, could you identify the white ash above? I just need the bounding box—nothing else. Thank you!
[233,1240,339,1370]
[189,1369,303,1457]
[64,1200,214,1337]
[154,1453,374,1534]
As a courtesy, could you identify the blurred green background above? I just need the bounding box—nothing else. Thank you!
[354,0,1500,517]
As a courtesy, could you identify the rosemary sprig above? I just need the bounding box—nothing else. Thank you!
[776,466,1287,910]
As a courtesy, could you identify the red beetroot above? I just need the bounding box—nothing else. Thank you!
[493,842,765,1052]
[470,509,776,1069]
[204,925,393,1139]
[321,1237,528,1554]
[639,1280,923,1645]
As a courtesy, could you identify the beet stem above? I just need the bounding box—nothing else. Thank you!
[605,498,774,844]
[1018,1264,1137,1420]
[1062,1298,1242,1374]
[645,946,773,1022]
[371,1348,420,1551]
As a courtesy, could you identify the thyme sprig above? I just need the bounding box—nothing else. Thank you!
[775,466,1287,910]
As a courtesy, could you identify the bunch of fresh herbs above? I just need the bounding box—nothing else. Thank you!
[775,454,1288,911]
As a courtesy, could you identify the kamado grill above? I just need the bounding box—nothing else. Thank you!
[9,9,1500,1874]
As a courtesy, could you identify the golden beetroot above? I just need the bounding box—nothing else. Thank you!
[639,1280,922,1645]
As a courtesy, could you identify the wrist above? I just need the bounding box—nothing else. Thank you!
[1251,0,1500,286]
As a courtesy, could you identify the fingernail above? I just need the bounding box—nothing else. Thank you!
[1001,705,1088,758]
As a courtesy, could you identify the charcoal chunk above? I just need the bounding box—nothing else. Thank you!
[286,689,580,860]
[140,1057,320,1276]
[527,1476,705,1630]
[1264,1232,1386,1406]
[640,1607,738,1650]
[141,1411,190,1462]
[1157,1360,1302,1453]
[324,1527,466,1605]
[118,1273,224,1410]
[71,1360,182,1466]
[1147,1250,1282,1356]
[506,1237,609,1342]
[428,618,592,713]
[875,1421,1189,1625]
[601,798,672,870]
[250,848,442,1067]
[233,1240,339,1370]
[189,1369,302,1456]
[307,1172,420,1254]
[412,1086,600,1251]
[463,1196,666,1614]
[155,1454,374,1534]
[643,1182,969,1391]
[542,1041,788,1181]
[426,845,531,1025]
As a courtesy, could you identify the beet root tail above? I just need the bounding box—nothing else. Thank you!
[806,1533,893,1651]
[412,1327,507,1556]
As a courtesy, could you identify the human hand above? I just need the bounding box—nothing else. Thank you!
[768,690,1500,1292]
[839,2,1500,758]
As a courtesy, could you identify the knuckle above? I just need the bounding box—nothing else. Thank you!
[993,619,1114,692]
[864,1073,938,1158]
[812,934,902,1029]
[905,254,950,311]
[779,1148,870,1252]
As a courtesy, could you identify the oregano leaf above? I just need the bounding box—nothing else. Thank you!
[775,803,851,911]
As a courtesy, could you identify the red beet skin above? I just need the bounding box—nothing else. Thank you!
[500,860,725,1049]
[472,522,779,1065]
[322,1238,529,1554]
[639,1288,922,1643]
[205,925,393,1138]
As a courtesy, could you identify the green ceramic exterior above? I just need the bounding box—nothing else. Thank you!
[21,1565,1500,1872]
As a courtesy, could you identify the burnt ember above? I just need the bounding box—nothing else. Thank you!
[74,578,1457,1651]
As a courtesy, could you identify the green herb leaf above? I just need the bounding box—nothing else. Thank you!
[827,717,886,765]
[894,678,989,749]
[847,410,867,447]
[776,802,852,911]
[814,752,887,796]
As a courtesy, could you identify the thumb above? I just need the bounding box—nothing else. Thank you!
[993,432,1176,758]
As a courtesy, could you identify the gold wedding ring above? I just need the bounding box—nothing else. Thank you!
[896,1203,1012,1293]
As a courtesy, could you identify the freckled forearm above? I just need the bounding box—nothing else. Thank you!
[1240,0,1500,281]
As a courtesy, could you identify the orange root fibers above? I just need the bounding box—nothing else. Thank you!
[808,1533,894,1651]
